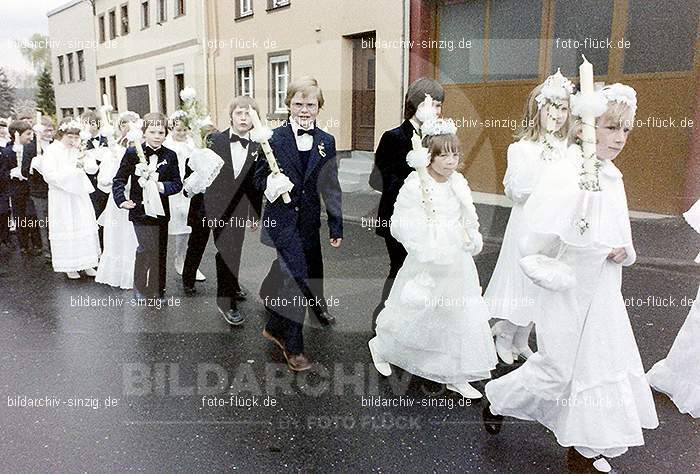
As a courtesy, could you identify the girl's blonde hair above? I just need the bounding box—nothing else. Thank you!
[54,117,81,140]
[567,101,636,146]
[514,83,570,141]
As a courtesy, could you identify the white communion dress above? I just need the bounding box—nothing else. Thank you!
[646,199,700,418]
[484,136,567,324]
[485,145,658,458]
[164,135,194,236]
[369,171,497,384]
[95,145,138,289]
[41,141,101,273]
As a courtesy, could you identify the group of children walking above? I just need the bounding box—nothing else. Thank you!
[369,72,699,473]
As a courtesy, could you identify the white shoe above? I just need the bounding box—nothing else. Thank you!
[592,457,612,473]
[368,340,391,376]
[446,382,482,399]
[174,257,184,275]
[195,269,206,281]
[83,267,97,277]
[66,271,80,279]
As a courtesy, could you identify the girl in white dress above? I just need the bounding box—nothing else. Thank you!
[647,199,700,417]
[368,118,497,399]
[485,70,574,364]
[95,140,138,289]
[41,118,100,279]
[484,84,658,473]
[164,117,205,281]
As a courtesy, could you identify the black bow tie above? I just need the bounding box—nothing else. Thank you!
[144,146,161,157]
[297,128,316,137]
[230,134,250,147]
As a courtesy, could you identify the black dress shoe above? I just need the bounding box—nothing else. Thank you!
[482,399,504,435]
[314,309,336,326]
[218,307,245,326]
[183,285,197,296]
[234,288,247,301]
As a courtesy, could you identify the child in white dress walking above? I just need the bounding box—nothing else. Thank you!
[485,70,574,364]
[368,117,497,399]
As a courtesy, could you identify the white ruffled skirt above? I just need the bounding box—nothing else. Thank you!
[370,249,497,384]
[48,189,100,273]
[95,196,137,289]
[485,248,658,455]
[483,203,538,325]
[647,285,700,418]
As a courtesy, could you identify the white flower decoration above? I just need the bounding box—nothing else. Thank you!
[179,86,197,102]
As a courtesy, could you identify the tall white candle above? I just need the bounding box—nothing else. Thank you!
[579,55,596,159]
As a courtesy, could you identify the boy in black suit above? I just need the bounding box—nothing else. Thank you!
[370,78,444,323]
[82,110,109,247]
[256,76,343,371]
[113,113,182,300]
[182,96,263,326]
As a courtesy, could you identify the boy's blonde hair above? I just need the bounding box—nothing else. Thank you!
[514,83,570,142]
[229,95,259,117]
[285,76,324,109]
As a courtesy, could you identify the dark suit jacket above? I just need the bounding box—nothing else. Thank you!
[1,142,32,204]
[112,144,182,225]
[0,144,10,214]
[373,120,417,238]
[254,122,343,250]
[186,129,263,227]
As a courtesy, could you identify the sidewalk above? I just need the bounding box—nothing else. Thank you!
[335,190,700,273]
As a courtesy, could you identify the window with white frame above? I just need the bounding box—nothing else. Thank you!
[141,1,150,28]
[271,0,289,7]
[269,54,289,114]
[174,0,186,17]
[240,0,252,15]
[157,0,167,23]
[235,58,254,97]
[57,56,65,83]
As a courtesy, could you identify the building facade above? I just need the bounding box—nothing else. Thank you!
[207,0,407,152]
[48,0,100,118]
[93,0,208,118]
[411,0,700,215]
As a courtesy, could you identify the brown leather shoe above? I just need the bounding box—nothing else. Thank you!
[262,329,285,351]
[283,351,312,372]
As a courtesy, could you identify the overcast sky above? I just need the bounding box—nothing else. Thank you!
[1,0,68,75]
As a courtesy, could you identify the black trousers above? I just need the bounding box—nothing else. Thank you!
[91,189,109,248]
[133,223,168,297]
[183,217,245,311]
[372,234,408,323]
[262,236,326,355]
[11,192,40,251]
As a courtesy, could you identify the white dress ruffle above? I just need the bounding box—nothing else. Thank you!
[164,136,194,235]
[484,138,567,324]
[486,149,658,456]
[42,142,101,273]
[95,145,137,289]
[369,172,497,384]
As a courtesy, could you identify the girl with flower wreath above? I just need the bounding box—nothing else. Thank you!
[368,115,497,399]
[483,84,658,473]
[41,118,100,279]
[485,69,574,364]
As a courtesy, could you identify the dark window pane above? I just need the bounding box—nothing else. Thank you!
[487,0,542,81]
[439,0,485,84]
[550,0,614,76]
[624,0,699,73]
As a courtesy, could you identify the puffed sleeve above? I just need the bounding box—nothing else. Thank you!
[42,146,94,195]
[503,141,538,204]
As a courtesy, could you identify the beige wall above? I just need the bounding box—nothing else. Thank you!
[49,0,100,116]
[208,0,405,150]
[94,0,208,115]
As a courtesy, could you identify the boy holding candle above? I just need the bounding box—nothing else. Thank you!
[255,76,343,371]
[113,113,182,300]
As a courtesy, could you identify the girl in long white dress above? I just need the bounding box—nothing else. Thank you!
[647,199,700,417]
[368,118,497,399]
[95,141,138,289]
[484,84,658,473]
[41,118,100,278]
[164,118,205,281]
[484,70,574,364]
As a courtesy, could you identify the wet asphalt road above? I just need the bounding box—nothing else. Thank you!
[0,217,698,473]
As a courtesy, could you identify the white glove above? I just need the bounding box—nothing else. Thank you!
[464,228,483,256]
[265,173,294,203]
[10,166,26,181]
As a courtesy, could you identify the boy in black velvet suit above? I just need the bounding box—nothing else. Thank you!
[113,113,182,300]
[256,76,343,372]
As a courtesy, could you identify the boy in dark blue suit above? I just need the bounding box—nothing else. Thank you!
[369,78,444,323]
[113,113,182,300]
[255,76,343,371]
